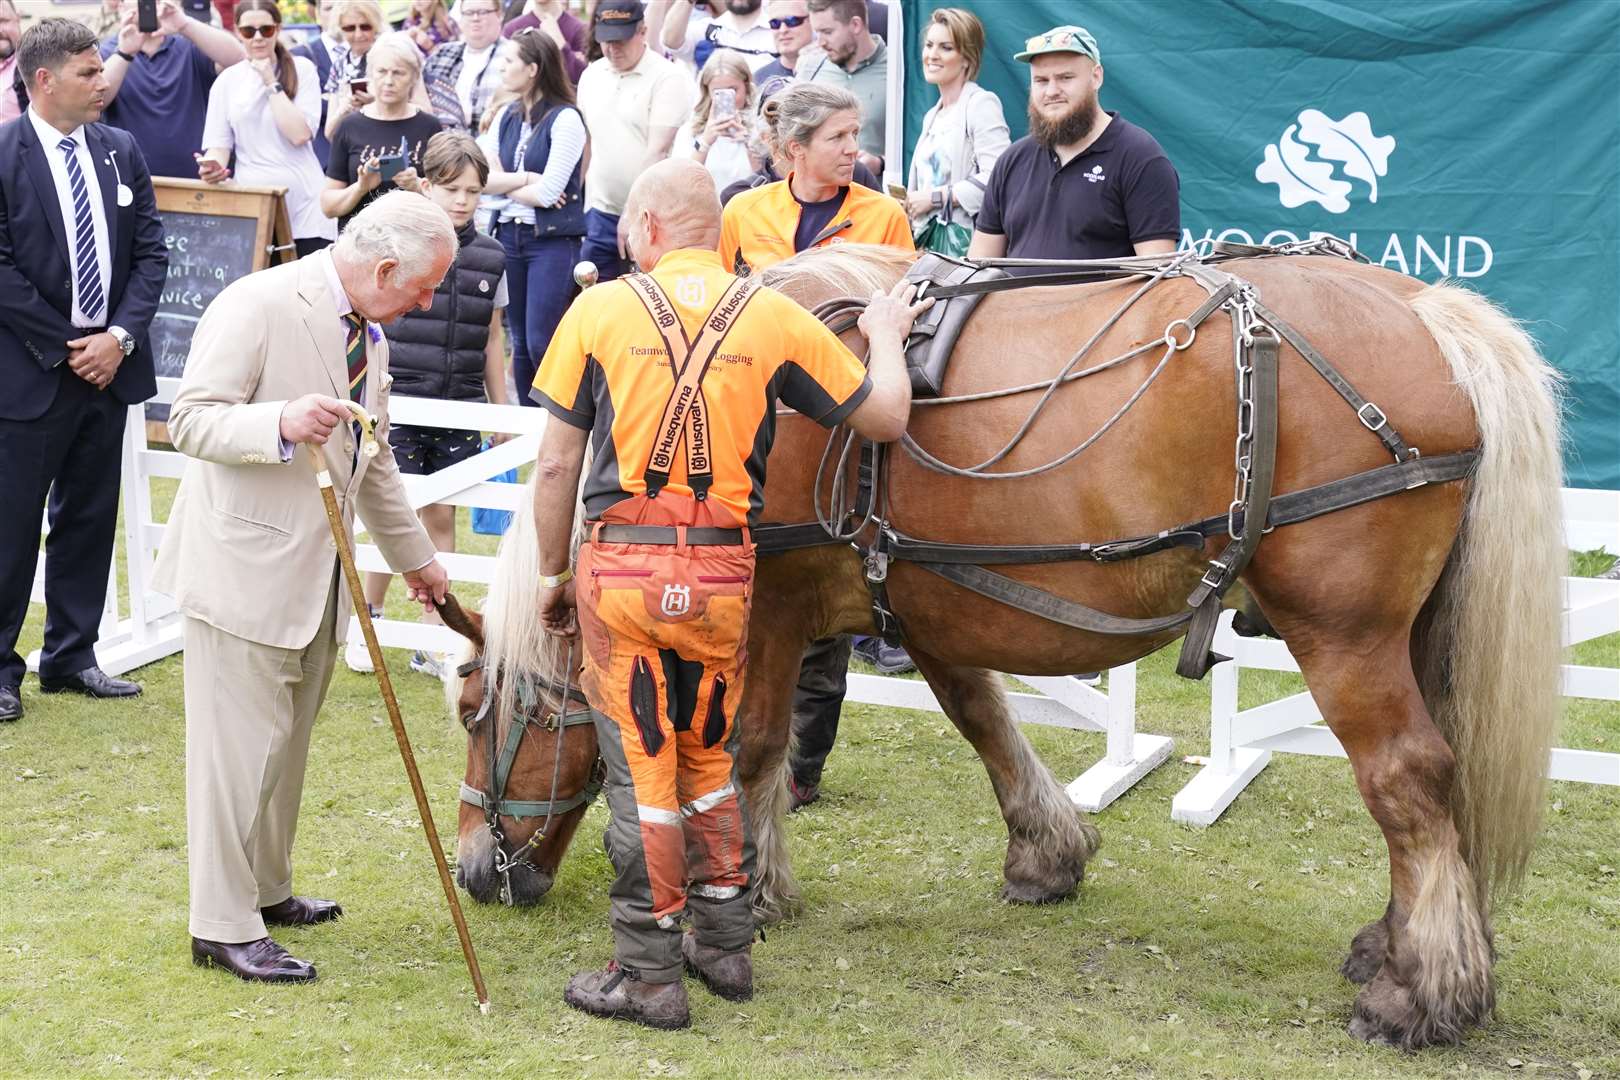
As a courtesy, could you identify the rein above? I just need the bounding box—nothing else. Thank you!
[753,236,1481,679]
[456,646,603,905]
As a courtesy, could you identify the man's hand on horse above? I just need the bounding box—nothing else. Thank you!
[539,580,578,639]
[279,394,353,445]
[403,559,450,611]
[858,280,935,345]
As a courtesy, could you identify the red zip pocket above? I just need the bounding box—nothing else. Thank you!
[592,569,654,578]
[696,575,750,584]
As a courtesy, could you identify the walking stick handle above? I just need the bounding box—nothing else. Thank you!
[303,441,492,1012]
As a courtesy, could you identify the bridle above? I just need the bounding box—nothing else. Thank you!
[456,643,604,906]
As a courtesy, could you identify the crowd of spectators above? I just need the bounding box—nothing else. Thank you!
[6,0,1183,774]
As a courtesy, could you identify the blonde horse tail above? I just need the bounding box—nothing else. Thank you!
[1406,282,1565,905]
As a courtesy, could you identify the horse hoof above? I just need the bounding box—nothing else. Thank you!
[1340,919,1389,985]
[999,878,1078,905]
[1346,1010,1398,1048]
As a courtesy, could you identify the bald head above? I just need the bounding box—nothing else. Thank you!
[623,160,723,266]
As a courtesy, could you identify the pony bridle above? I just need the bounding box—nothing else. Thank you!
[456,644,604,906]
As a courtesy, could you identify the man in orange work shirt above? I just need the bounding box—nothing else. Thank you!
[528,158,930,1029]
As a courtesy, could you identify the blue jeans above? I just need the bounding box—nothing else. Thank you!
[497,223,581,407]
[581,208,626,282]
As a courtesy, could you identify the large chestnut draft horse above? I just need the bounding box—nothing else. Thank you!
[443,241,1565,1049]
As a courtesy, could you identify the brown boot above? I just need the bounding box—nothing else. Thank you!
[682,931,753,1001]
[563,962,690,1030]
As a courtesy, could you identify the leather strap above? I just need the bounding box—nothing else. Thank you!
[622,273,759,499]
[915,560,1195,637]
[591,524,748,546]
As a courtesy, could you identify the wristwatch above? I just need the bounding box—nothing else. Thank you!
[268,82,284,95]
[115,49,137,63]
[108,326,136,357]
[538,567,573,589]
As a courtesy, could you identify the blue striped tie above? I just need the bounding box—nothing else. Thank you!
[57,136,105,324]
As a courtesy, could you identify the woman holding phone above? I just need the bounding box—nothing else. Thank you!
[477,30,585,407]
[197,0,337,257]
[320,35,443,231]
[322,0,383,138]
[673,49,757,194]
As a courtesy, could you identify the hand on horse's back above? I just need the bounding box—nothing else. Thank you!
[848,282,934,443]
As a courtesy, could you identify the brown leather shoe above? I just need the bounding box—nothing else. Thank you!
[681,931,753,1001]
[261,895,343,927]
[192,936,316,983]
[563,962,690,1030]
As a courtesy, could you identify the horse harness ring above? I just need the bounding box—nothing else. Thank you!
[456,648,604,906]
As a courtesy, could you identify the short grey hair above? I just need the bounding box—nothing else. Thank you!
[335,191,458,279]
[17,17,99,88]
[761,82,861,158]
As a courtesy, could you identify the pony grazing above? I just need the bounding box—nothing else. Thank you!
[446,239,1565,1050]
[440,484,600,907]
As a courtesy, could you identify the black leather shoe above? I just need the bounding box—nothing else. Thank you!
[261,895,344,927]
[192,936,317,983]
[38,666,142,698]
[0,685,21,722]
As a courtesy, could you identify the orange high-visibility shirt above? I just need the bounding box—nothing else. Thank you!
[719,176,914,275]
[531,248,873,525]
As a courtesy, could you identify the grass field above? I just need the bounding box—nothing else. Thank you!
[2,512,1616,1078]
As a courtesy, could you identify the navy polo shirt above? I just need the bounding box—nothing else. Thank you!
[100,34,219,180]
[976,112,1180,261]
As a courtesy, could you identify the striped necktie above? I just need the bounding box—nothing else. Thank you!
[344,312,367,405]
[57,136,104,324]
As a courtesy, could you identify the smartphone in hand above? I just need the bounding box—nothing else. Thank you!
[377,153,406,182]
[137,0,159,33]
[712,87,736,120]
[350,78,369,95]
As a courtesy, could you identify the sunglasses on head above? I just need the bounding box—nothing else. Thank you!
[340,22,373,32]
[768,15,807,29]
[237,24,278,38]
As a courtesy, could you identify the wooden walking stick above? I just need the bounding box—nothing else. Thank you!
[306,401,491,1013]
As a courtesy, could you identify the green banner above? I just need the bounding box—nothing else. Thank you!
[901,0,1620,490]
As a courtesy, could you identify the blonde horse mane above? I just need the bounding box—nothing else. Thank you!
[759,243,914,305]
[446,469,589,728]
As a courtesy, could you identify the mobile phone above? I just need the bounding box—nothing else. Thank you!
[712,87,736,120]
[377,153,406,182]
[350,78,369,95]
[137,0,159,33]
[886,182,907,202]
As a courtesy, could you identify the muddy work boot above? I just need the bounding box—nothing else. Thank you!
[563,962,690,1030]
[681,931,753,1001]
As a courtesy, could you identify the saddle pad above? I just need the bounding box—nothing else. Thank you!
[902,253,1009,398]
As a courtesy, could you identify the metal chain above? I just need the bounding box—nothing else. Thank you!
[1226,285,1262,540]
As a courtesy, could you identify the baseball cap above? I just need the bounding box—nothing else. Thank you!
[594,0,645,43]
[1014,25,1100,64]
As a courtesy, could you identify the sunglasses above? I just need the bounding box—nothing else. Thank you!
[768,15,807,29]
[460,6,499,15]
[237,24,278,38]
[340,22,374,32]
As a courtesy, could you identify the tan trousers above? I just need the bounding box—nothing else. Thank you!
[184,576,338,942]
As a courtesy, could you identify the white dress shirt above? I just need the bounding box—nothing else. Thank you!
[28,107,113,328]
[454,41,500,129]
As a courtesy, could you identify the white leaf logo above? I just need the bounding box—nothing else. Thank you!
[1255,109,1396,214]
[1296,109,1396,203]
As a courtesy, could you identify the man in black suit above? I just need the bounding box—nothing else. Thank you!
[0,18,167,723]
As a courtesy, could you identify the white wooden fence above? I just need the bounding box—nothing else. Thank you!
[32,387,1613,824]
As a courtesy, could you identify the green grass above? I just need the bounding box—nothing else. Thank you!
[2,513,1616,1078]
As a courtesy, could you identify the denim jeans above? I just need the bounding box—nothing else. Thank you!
[581,208,626,282]
[497,222,581,407]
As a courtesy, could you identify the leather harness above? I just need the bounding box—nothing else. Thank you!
[752,237,1480,680]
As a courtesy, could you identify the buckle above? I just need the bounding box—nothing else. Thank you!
[1199,560,1227,592]
[1357,402,1388,431]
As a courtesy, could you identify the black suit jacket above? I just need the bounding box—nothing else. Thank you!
[0,115,168,421]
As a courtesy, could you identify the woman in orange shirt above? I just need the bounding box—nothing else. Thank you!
[719,83,913,276]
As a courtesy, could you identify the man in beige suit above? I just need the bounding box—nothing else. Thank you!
[154,192,455,984]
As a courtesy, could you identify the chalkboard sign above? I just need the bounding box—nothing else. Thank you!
[150,212,260,382]
[147,179,294,424]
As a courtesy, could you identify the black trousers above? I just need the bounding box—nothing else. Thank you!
[0,373,128,688]
[787,634,853,787]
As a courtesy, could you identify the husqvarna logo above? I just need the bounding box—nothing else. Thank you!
[1255,109,1396,214]
[660,584,691,617]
